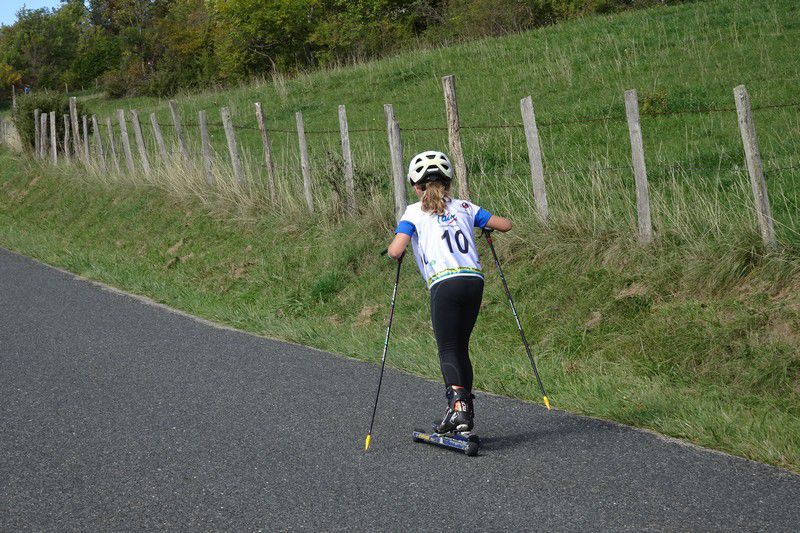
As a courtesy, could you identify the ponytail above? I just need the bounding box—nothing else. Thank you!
[421,181,451,216]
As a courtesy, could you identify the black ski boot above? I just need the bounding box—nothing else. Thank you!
[436,386,474,433]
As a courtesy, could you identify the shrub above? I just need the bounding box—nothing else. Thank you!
[101,69,133,99]
[10,90,91,154]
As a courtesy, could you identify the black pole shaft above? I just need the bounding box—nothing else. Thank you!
[366,255,403,439]
[484,232,548,399]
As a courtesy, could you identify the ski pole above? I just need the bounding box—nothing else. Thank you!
[364,253,403,451]
[482,229,551,410]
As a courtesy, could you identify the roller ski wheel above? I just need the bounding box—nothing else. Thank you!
[412,427,481,457]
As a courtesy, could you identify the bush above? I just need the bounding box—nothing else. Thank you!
[100,69,134,99]
[10,90,91,153]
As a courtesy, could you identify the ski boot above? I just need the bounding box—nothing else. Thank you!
[435,385,475,434]
[413,386,480,456]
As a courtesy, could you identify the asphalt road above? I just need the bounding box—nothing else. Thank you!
[1,248,799,531]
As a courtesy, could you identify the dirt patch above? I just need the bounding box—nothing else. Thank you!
[772,278,800,312]
[357,305,379,325]
[615,282,648,300]
[766,317,799,345]
[585,310,602,329]
[230,260,256,279]
[166,239,184,256]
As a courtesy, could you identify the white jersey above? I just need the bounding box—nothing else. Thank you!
[395,198,492,289]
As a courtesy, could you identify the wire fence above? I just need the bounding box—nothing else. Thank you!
[123,99,800,136]
[18,78,800,249]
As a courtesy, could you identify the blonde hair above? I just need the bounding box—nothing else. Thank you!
[420,181,451,216]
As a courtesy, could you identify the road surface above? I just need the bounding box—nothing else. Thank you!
[1,248,799,531]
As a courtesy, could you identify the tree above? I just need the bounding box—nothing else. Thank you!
[0,6,82,89]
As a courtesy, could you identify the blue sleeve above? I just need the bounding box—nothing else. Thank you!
[474,207,492,229]
[395,220,416,236]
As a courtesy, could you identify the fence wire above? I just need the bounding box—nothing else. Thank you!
[103,99,800,136]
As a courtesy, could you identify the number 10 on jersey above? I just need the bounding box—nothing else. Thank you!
[441,229,469,254]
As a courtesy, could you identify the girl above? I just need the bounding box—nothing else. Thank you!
[387,151,512,433]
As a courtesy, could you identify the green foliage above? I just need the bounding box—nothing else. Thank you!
[0,0,694,100]
[10,90,89,152]
[0,63,22,104]
[65,25,122,90]
[0,4,83,88]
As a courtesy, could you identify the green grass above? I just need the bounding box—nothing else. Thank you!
[70,0,800,244]
[1,0,799,472]
[2,149,799,471]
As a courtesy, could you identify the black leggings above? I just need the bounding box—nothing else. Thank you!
[429,276,484,391]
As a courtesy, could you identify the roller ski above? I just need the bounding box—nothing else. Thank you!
[413,386,480,456]
[413,427,480,456]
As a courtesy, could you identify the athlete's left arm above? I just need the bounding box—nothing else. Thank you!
[387,233,411,259]
[485,214,512,232]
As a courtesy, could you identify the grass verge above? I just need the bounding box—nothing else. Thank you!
[1,149,798,472]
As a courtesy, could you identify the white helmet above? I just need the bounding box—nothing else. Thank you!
[407,151,454,186]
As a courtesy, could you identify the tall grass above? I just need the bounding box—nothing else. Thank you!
[0,123,21,152]
[48,0,799,251]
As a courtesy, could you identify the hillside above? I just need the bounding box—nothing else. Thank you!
[72,0,800,234]
[1,0,799,471]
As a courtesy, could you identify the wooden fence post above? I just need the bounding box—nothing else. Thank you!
[34,109,40,157]
[40,112,48,160]
[81,115,90,164]
[254,102,278,204]
[220,106,244,185]
[384,104,407,222]
[63,115,71,161]
[338,104,357,213]
[91,115,105,168]
[295,111,314,213]
[168,100,189,163]
[50,112,58,165]
[106,117,120,173]
[624,89,653,244]
[130,110,150,176]
[520,96,549,223]
[116,109,135,173]
[734,85,776,247]
[198,111,215,185]
[442,75,470,200]
[149,113,169,165]
[69,97,80,157]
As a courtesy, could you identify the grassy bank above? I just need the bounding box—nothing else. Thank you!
[1,149,798,471]
[53,0,799,248]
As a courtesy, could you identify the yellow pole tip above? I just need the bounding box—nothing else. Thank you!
[543,396,551,410]
[364,434,372,451]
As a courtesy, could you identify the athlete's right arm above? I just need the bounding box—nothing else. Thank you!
[387,233,411,259]
[485,215,512,232]
[388,214,415,259]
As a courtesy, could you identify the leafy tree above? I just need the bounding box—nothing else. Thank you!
[211,0,317,79]
[309,0,418,64]
[0,6,82,89]
[0,0,691,98]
